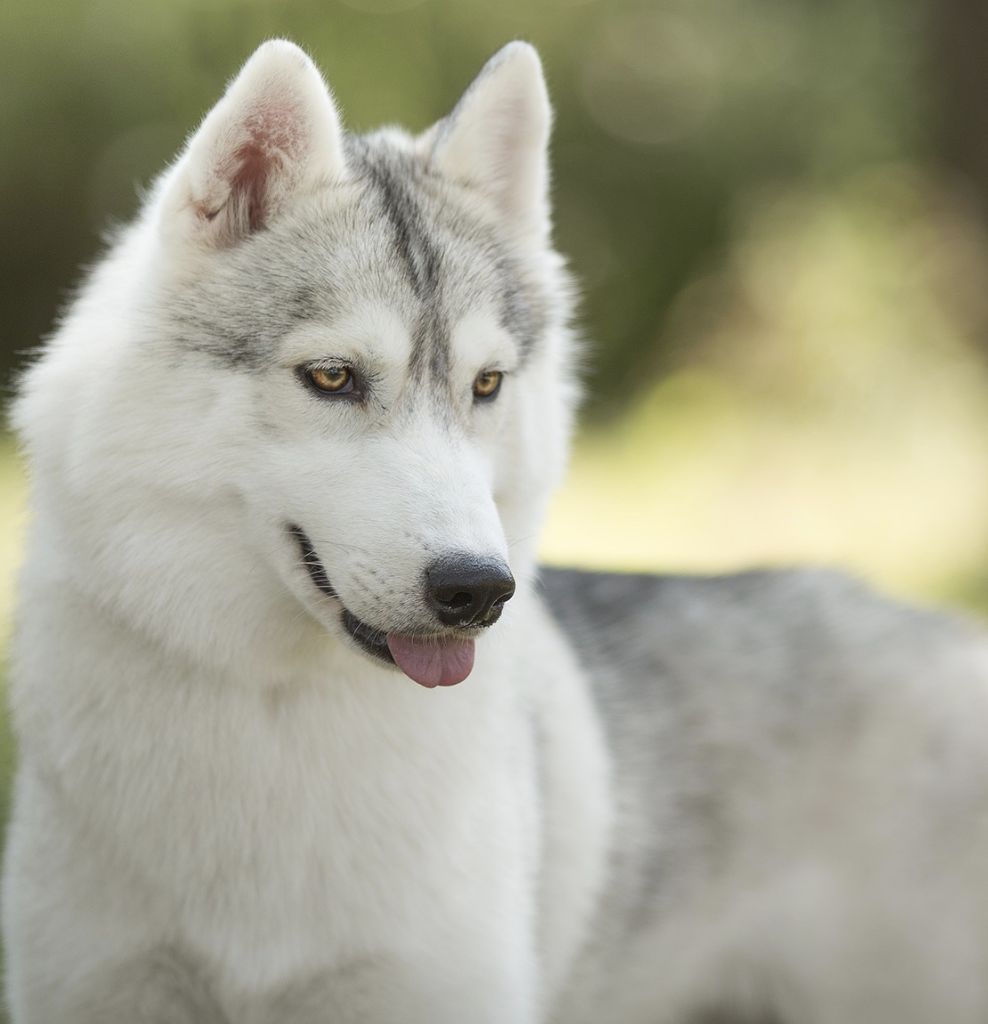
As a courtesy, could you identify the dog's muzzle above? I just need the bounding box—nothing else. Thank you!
[287,524,514,687]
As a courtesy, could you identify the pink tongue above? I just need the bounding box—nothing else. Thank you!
[386,634,476,688]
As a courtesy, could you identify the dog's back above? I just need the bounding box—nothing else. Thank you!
[542,567,988,1022]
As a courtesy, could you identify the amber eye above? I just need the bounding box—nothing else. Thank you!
[306,366,354,395]
[473,370,503,401]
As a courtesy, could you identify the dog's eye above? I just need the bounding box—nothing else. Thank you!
[305,366,354,395]
[473,370,503,401]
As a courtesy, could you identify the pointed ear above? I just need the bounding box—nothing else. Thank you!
[428,42,551,242]
[161,40,345,248]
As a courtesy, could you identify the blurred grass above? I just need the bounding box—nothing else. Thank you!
[543,173,988,617]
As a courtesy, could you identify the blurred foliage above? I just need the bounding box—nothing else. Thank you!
[0,0,938,414]
[544,172,988,611]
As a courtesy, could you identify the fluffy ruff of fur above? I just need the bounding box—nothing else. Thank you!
[5,38,988,1024]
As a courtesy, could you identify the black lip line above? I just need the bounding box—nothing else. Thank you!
[287,523,337,599]
[341,608,395,666]
[287,523,396,667]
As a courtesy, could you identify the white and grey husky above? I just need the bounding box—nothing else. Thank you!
[5,38,988,1024]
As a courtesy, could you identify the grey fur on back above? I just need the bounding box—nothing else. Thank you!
[539,566,988,1022]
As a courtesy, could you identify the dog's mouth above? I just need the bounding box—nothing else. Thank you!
[288,524,476,688]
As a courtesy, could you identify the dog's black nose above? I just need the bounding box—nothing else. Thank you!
[425,556,516,628]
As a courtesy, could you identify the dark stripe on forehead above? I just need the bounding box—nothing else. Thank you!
[408,308,451,387]
[346,136,549,382]
[348,140,452,381]
[359,151,441,301]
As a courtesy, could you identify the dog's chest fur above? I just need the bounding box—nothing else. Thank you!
[28,602,538,987]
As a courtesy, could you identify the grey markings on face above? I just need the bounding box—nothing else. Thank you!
[346,140,453,385]
[351,144,441,301]
[351,138,550,367]
[166,131,549,374]
[498,255,544,356]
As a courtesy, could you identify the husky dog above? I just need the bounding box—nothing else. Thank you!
[5,38,988,1024]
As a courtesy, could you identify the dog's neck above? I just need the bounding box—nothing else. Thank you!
[26,493,331,688]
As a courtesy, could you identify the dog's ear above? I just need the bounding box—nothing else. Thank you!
[428,42,551,243]
[160,40,345,248]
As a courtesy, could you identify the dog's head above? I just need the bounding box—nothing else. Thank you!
[16,41,578,685]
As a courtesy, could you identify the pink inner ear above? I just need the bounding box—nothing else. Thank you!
[228,139,272,233]
[199,99,308,236]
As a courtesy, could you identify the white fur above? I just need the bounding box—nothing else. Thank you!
[3,40,607,1023]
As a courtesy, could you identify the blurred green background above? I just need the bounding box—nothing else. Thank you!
[3,0,988,1009]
